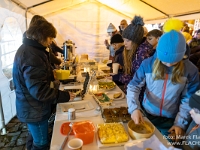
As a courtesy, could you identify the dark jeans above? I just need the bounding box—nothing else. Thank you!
[27,119,49,150]
[143,110,175,137]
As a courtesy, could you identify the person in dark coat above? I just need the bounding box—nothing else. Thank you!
[13,20,75,150]
[108,34,125,88]
[182,90,200,150]
[23,15,63,66]
[111,34,124,66]
[189,29,200,54]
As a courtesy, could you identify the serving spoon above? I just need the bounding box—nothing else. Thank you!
[60,122,73,150]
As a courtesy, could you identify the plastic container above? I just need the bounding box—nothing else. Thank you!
[60,122,74,135]
[72,121,95,145]
[55,69,70,80]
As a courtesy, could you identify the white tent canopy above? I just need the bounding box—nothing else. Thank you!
[0,0,200,130]
[6,0,200,58]
[8,0,200,23]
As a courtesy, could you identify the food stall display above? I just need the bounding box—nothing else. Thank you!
[92,92,113,106]
[97,123,129,144]
[101,107,131,123]
[98,79,116,90]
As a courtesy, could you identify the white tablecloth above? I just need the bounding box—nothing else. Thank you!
[50,83,171,150]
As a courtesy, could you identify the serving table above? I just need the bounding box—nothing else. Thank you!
[50,82,171,150]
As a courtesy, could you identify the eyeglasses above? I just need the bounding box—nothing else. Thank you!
[108,31,116,34]
[193,108,200,114]
[111,43,118,46]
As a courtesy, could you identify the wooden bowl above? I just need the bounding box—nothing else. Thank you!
[127,120,155,140]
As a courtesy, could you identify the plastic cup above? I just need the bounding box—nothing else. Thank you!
[68,138,83,150]
[112,63,120,74]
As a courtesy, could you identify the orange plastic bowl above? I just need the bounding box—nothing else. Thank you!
[60,122,74,135]
[72,121,95,145]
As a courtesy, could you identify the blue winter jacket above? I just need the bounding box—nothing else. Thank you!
[127,53,199,130]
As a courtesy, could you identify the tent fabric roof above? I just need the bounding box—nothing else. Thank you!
[11,0,200,23]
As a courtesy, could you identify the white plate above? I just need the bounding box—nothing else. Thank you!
[59,101,94,112]
[105,91,125,100]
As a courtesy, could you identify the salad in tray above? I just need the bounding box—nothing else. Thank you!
[93,92,113,106]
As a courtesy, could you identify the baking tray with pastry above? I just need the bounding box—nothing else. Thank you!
[101,106,131,123]
[96,122,131,148]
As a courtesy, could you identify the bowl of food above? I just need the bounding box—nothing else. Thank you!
[127,120,155,140]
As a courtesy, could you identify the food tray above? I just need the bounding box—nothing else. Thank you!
[96,122,131,148]
[98,79,116,90]
[59,101,94,112]
[101,107,131,123]
[92,92,113,106]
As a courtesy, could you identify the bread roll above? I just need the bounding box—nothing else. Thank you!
[113,92,122,98]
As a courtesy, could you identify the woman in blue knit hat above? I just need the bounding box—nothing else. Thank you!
[126,20,199,141]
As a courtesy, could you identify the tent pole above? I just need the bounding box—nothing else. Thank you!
[174,11,200,17]
[139,0,169,17]
[25,8,28,30]
[25,0,53,29]
[0,92,7,135]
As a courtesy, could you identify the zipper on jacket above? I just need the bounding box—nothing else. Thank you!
[160,74,168,116]
[143,91,149,103]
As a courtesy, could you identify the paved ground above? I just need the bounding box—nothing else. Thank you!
[0,115,55,150]
[0,117,27,150]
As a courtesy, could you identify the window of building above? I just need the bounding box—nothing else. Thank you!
[0,17,22,90]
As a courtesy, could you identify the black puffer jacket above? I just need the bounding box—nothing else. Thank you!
[13,38,70,123]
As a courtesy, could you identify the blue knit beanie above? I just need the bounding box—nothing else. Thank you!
[157,30,186,63]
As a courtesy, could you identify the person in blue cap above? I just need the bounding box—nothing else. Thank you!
[126,24,199,140]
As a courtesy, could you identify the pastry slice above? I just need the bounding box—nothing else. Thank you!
[113,92,122,99]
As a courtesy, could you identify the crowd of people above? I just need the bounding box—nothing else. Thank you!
[12,14,200,150]
[104,17,200,150]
